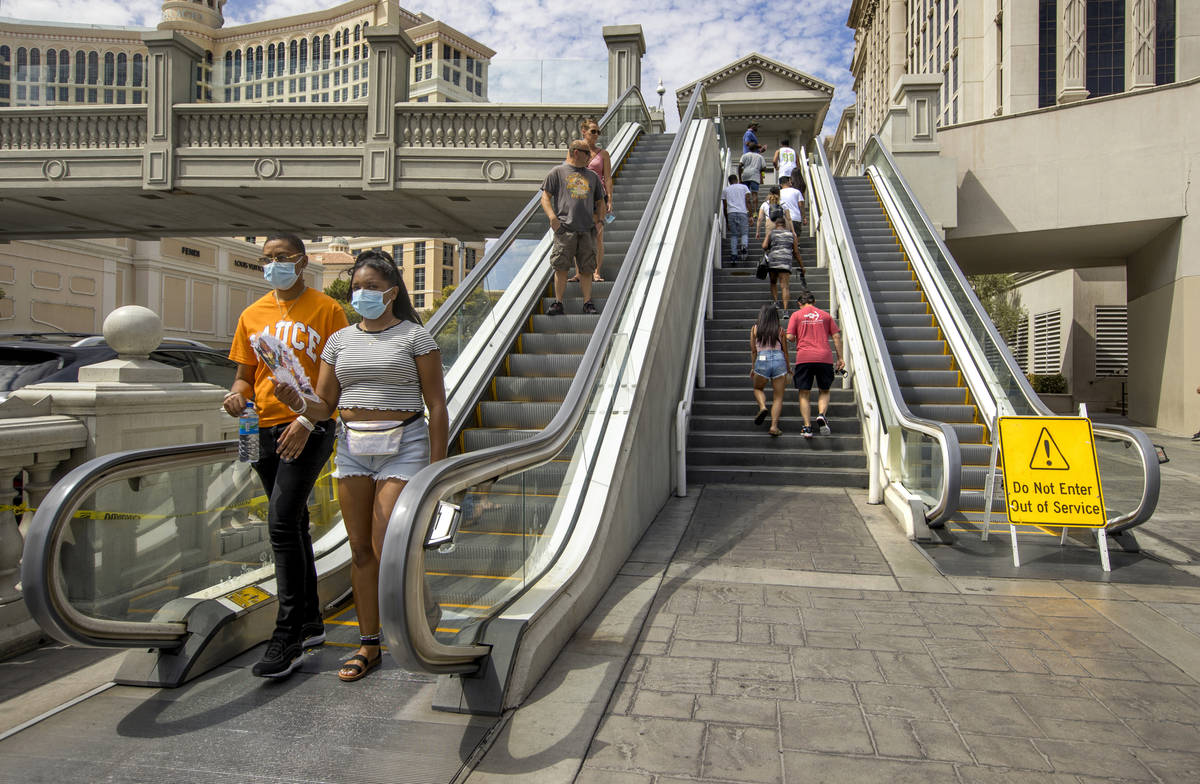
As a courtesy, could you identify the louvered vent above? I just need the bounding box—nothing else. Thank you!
[1095,305,1128,377]
[745,70,763,88]
[1032,309,1062,374]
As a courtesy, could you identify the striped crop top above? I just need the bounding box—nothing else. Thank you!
[321,320,440,411]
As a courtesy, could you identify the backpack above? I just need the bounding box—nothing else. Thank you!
[768,203,784,223]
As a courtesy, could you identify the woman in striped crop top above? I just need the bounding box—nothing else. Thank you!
[277,249,447,682]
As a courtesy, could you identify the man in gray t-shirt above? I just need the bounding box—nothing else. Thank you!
[540,141,605,315]
[739,143,767,214]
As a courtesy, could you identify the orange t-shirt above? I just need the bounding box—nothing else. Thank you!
[229,288,349,427]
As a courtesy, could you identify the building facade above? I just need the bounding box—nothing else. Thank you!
[844,1,1196,160]
[840,1,1200,433]
[0,0,493,108]
[310,235,485,315]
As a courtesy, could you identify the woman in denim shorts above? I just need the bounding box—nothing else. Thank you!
[277,251,447,682]
[750,303,790,436]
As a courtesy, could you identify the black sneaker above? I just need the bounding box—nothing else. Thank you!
[1193,431,1200,441]
[801,425,814,440]
[301,621,325,648]
[583,300,598,315]
[816,415,831,436]
[252,634,303,679]
[547,300,564,316]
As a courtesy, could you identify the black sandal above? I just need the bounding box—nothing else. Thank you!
[339,634,381,682]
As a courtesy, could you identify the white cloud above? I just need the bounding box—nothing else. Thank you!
[1,0,857,131]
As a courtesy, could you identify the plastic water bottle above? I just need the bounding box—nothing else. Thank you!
[605,212,616,224]
[238,401,260,463]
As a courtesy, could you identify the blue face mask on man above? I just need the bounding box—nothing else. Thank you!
[351,286,396,320]
[263,261,299,290]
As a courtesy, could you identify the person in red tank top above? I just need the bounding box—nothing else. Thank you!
[786,289,845,439]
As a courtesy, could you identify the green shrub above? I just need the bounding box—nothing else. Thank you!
[1027,373,1068,394]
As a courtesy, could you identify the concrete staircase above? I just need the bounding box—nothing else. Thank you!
[685,219,869,487]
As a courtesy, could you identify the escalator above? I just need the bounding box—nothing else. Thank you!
[803,136,1161,551]
[427,133,675,638]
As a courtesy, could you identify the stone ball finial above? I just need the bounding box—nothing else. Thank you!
[656,79,665,97]
[103,305,163,358]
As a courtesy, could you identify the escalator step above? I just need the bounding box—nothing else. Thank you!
[494,376,572,402]
[507,353,583,377]
[478,401,562,429]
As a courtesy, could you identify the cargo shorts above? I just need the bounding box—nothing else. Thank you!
[549,226,597,274]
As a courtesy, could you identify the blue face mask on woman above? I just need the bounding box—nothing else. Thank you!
[263,261,299,290]
[351,286,395,320]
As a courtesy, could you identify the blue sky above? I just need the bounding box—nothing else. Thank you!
[2,0,857,134]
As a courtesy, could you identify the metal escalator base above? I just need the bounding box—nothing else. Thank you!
[914,525,1200,585]
[0,643,499,784]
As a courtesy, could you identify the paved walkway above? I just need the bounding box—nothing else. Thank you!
[472,482,1200,783]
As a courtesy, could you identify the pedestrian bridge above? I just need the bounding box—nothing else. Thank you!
[0,28,612,241]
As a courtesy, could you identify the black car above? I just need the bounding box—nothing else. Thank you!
[0,333,238,400]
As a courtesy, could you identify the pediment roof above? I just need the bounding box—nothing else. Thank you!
[676,53,835,99]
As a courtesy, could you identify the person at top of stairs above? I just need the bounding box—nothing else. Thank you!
[540,141,606,316]
[723,174,752,265]
[750,303,791,437]
[786,289,844,440]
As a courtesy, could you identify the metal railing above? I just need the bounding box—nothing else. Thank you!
[862,136,1160,532]
[806,142,961,524]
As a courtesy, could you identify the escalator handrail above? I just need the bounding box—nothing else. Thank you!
[381,86,713,673]
[810,142,961,523]
[20,441,235,649]
[862,136,1160,531]
[425,85,652,339]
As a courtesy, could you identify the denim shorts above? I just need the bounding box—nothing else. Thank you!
[752,349,788,380]
[333,417,430,481]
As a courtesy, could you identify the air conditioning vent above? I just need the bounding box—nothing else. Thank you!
[745,70,764,89]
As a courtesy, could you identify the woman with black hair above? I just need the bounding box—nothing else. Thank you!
[750,303,789,437]
[276,249,447,682]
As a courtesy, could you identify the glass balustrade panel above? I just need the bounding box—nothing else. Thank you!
[57,455,340,624]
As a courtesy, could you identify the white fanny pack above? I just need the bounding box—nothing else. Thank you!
[342,414,421,456]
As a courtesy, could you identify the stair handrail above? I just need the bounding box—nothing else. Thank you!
[380,86,714,674]
[862,136,1159,532]
[675,209,722,497]
[809,142,961,524]
[425,84,652,339]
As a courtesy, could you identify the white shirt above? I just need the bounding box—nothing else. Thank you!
[776,146,798,178]
[723,183,751,215]
[780,186,804,221]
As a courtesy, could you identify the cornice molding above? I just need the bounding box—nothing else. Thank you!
[677,53,835,100]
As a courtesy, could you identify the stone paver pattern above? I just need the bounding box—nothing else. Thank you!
[577,484,1200,783]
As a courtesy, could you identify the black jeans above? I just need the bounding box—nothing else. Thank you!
[252,419,336,637]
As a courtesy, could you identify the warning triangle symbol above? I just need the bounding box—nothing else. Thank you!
[1029,427,1070,471]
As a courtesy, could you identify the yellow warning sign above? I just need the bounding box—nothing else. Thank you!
[998,416,1106,528]
[225,585,271,609]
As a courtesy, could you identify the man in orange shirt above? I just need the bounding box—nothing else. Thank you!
[225,232,349,678]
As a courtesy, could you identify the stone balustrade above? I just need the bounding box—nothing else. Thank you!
[0,107,147,151]
[176,105,369,148]
[396,105,587,149]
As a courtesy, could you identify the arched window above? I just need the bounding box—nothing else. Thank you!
[29,49,40,84]
[354,24,360,42]
[87,52,99,85]
[342,28,350,46]
[75,50,86,84]
[104,52,114,85]
[133,53,144,87]
[245,47,254,81]
[46,50,57,83]
[0,46,10,83]
[58,50,69,83]
[267,44,275,77]
[224,51,234,83]
[289,40,297,74]
[116,53,127,85]
[276,42,285,75]
[15,48,26,81]
[334,30,342,48]
[299,39,308,73]
[322,35,330,67]
[233,50,241,82]
[255,46,263,79]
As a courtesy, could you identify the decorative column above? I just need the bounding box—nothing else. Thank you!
[1127,0,1157,90]
[1057,0,1090,103]
[140,31,204,191]
[363,22,416,191]
[603,25,646,106]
